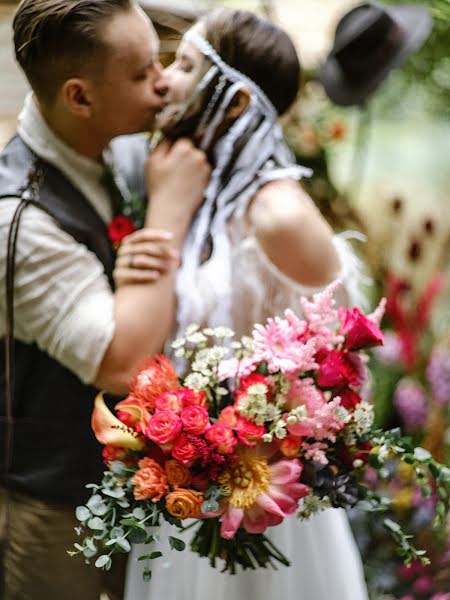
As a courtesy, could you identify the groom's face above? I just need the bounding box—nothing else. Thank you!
[87,5,165,137]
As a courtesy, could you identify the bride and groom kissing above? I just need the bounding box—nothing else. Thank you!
[0,1,368,598]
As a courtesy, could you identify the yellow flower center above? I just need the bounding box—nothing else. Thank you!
[218,452,270,510]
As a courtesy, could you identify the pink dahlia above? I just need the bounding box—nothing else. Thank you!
[209,449,309,539]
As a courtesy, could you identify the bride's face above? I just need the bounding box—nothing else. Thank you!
[155,23,210,130]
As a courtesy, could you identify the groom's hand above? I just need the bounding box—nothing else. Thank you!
[145,138,210,246]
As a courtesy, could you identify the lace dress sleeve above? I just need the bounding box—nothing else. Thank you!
[230,231,369,337]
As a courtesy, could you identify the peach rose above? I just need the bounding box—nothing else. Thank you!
[179,388,208,408]
[131,355,180,410]
[279,434,302,457]
[145,410,182,446]
[180,405,210,435]
[171,433,198,464]
[165,459,192,488]
[236,417,265,447]
[218,406,238,428]
[132,457,169,502]
[205,422,237,455]
[155,391,184,414]
[165,488,204,519]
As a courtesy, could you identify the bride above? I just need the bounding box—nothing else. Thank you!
[119,8,369,600]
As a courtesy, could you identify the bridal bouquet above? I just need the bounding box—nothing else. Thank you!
[69,282,449,578]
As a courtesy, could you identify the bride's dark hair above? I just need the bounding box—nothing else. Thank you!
[203,8,301,116]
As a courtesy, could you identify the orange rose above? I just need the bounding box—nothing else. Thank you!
[165,489,204,519]
[165,459,192,488]
[132,457,169,502]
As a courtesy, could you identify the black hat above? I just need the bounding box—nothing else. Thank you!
[319,2,432,106]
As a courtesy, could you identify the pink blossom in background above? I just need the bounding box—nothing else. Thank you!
[373,331,403,365]
[393,379,428,432]
[426,346,450,407]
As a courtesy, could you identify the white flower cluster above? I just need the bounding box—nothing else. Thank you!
[237,383,279,426]
[297,495,331,520]
[352,401,375,437]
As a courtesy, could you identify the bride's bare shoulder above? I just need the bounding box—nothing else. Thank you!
[248,179,321,235]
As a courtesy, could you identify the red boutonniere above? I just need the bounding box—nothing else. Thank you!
[108,215,137,249]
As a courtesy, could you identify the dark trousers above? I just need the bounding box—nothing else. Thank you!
[0,488,127,600]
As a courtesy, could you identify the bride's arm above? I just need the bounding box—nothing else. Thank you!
[247,179,340,288]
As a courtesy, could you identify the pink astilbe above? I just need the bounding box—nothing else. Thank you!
[252,317,317,375]
[300,280,344,349]
[301,441,329,465]
[286,379,344,442]
[368,297,387,326]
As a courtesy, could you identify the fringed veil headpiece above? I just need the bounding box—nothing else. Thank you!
[174,31,313,343]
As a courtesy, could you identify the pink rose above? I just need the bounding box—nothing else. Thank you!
[145,410,182,446]
[317,350,362,389]
[180,405,210,435]
[338,306,384,351]
[155,391,184,414]
[236,417,265,447]
[218,406,238,428]
[171,433,198,464]
[179,388,208,408]
[205,422,237,455]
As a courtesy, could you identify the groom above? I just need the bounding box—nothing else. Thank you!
[0,1,210,598]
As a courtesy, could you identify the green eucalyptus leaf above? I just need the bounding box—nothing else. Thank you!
[383,518,401,533]
[413,447,431,462]
[116,537,131,553]
[169,536,186,551]
[129,528,147,544]
[95,555,112,569]
[103,487,125,499]
[110,527,125,539]
[111,461,128,476]
[83,546,97,559]
[75,506,91,522]
[133,507,146,521]
[87,517,105,531]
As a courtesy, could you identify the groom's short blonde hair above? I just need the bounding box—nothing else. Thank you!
[13,0,133,104]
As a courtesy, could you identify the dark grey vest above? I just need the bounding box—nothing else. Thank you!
[0,135,117,506]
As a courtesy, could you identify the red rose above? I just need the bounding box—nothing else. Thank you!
[337,388,362,410]
[108,215,136,246]
[338,307,384,351]
[171,433,198,464]
[317,350,362,389]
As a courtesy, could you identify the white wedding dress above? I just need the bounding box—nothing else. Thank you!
[125,225,369,600]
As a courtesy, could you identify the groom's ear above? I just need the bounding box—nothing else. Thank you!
[226,87,251,120]
[62,78,94,119]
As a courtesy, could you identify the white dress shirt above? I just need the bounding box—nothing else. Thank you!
[0,94,117,384]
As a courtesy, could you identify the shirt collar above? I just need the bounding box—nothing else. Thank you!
[17,93,114,223]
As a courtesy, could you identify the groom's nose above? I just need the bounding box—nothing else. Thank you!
[154,77,169,98]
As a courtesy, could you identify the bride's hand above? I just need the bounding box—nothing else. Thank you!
[113,228,180,287]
